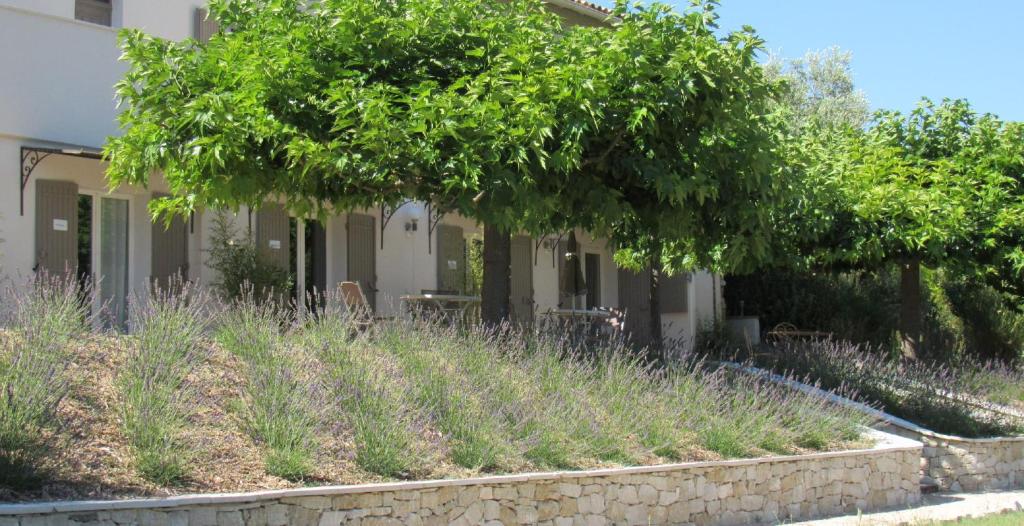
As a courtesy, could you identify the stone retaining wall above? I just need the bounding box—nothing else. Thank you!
[882,424,1024,492]
[0,430,920,526]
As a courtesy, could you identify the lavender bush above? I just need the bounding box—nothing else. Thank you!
[118,279,211,484]
[291,302,874,475]
[216,297,322,480]
[716,338,1024,438]
[0,273,90,487]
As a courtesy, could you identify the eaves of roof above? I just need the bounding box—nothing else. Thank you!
[546,0,613,22]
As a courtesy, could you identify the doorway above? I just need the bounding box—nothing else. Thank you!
[290,218,327,310]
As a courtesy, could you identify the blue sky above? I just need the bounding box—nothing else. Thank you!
[591,1,1023,121]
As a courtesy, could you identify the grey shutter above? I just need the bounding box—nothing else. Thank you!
[35,180,79,276]
[617,267,652,346]
[557,240,569,307]
[436,224,465,294]
[150,194,189,289]
[347,213,377,310]
[194,7,220,42]
[256,203,290,271]
[75,0,112,26]
[510,235,534,324]
[660,272,689,314]
[584,253,601,309]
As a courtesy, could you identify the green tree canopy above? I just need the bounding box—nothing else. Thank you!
[105,0,786,325]
[804,98,1024,356]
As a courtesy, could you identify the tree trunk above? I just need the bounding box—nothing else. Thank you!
[899,258,922,360]
[481,224,512,326]
[648,247,664,361]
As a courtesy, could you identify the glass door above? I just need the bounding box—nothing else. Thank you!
[99,197,130,328]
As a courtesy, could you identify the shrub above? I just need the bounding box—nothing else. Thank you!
[0,273,89,487]
[725,266,1024,363]
[206,212,292,303]
[118,280,210,484]
[217,299,320,480]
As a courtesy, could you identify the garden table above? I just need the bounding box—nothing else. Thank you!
[539,308,619,346]
[400,294,481,325]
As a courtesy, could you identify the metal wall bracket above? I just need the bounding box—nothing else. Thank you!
[550,232,567,268]
[20,145,102,216]
[380,200,413,249]
[532,232,567,267]
[426,203,445,254]
[533,235,548,266]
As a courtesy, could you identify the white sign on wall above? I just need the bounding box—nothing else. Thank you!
[52,219,68,232]
[447,260,458,270]
[269,240,281,250]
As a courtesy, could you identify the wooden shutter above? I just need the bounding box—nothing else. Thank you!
[194,7,220,42]
[75,0,112,26]
[660,272,689,314]
[150,194,189,289]
[584,253,601,309]
[617,267,653,346]
[347,214,377,310]
[436,224,466,294]
[510,235,534,324]
[255,203,290,271]
[35,180,79,276]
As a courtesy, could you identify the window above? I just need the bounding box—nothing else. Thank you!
[75,0,112,26]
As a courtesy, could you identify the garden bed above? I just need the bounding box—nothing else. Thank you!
[709,339,1024,439]
[0,278,874,503]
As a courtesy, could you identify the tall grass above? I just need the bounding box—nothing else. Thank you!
[217,297,321,480]
[118,280,210,484]
[0,273,90,487]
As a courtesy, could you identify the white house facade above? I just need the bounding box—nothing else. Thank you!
[0,0,723,346]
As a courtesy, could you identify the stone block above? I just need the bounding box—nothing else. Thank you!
[638,485,658,506]
[617,486,639,505]
[558,484,581,499]
[215,511,243,526]
[537,502,559,522]
[623,505,649,526]
[515,505,538,524]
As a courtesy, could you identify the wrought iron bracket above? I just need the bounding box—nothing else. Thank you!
[551,232,567,268]
[532,232,567,267]
[19,145,102,216]
[426,203,445,254]
[533,235,548,266]
[380,200,414,249]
